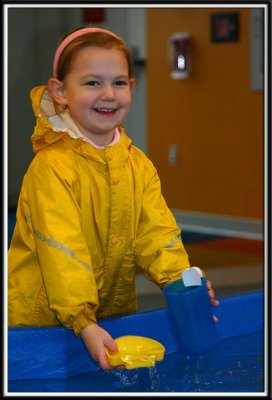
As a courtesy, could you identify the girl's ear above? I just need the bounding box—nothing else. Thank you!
[129,78,136,93]
[47,78,68,106]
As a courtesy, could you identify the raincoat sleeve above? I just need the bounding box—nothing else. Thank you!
[135,159,191,288]
[25,151,98,335]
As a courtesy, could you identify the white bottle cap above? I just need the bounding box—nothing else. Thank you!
[182,267,203,287]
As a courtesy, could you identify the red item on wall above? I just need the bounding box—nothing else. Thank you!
[82,8,105,24]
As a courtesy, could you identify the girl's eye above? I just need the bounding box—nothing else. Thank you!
[86,81,100,86]
[115,80,128,86]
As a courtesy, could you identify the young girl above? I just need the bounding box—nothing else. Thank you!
[8,27,219,370]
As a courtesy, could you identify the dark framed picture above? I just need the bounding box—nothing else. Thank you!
[211,12,239,43]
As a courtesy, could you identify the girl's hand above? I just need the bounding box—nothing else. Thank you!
[206,279,220,322]
[80,323,120,370]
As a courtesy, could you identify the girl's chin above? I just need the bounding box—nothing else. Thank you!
[82,128,116,143]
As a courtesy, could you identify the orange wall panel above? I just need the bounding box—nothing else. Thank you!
[146,8,264,219]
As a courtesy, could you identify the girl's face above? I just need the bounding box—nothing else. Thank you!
[58,46,134,144]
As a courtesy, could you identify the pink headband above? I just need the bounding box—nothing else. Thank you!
[53,27,124,78]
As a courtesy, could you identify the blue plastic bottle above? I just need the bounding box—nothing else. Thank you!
[163,268,218,355]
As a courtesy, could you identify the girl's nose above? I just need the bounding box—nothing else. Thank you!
[101,84,115,101]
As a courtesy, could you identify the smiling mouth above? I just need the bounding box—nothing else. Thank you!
[94,108,117,115]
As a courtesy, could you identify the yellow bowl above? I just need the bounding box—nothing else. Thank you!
[106,335,165,369]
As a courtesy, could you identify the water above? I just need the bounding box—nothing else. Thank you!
[8,331,264,393]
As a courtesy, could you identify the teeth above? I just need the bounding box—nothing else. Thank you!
[96,108,115,112]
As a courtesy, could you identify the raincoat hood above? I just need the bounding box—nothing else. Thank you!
[30,86,74,153]
[30,85,127,153]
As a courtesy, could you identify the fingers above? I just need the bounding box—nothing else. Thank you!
[81,324,119,370]
[209,287,215,298]
[206,279,220,307]
[104,335,118,354]
[95,339,118,370]
[210,298,220,307]
[99,345,125,371]
[94,327,122,370]
[206,279,219,322]
[97,333,119,370]
[103,336,125,370]
[97,351,114,370]
[206,279,212,290]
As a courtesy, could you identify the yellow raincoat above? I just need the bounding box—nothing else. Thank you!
[8,86,190,335]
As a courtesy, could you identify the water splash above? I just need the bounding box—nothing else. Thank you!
[110,369,139,389]
[181,354,203,391]
[148,365,164,392]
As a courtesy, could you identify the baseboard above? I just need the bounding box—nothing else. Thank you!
[172,209,263,240]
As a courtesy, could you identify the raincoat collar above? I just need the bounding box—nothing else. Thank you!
[30,85,131,157]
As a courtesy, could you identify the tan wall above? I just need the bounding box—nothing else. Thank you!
[146,8,264,219]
